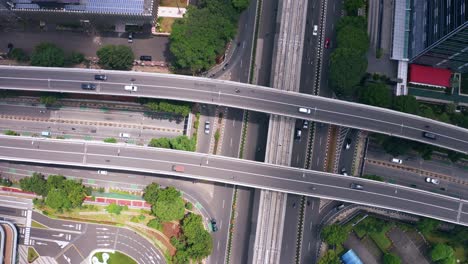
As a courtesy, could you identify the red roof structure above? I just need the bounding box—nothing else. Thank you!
[408,64,452,88]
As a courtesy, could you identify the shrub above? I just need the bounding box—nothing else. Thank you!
[103,138,117,143]
[4,130,20,136]
[147,218,163,230]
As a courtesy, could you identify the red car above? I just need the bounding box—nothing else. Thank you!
[325,38,330,48]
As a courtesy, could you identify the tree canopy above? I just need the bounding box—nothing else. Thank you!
[144,100,192,117]
[318,250,341,264]
[97,45,134,70]
[149,136,196,152]
[329,48,367,96]
[169,0,239,73]
[344,0,365,16]
[431,243,455,264]
[106,203,125,215]
[143,183,160,204]
[321,224,348,246]
[392,95,419,114]
[358,83,392,108]
[383,253,401,264]
[181,213,213,261]
[337,24,369,54]
[151,187,186,222]
[232,0,250,11]
[417,218,439,234]
[31,43,65,67]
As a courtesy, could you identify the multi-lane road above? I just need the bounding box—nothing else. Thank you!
[1,135,468,226]
[1,66,467,153]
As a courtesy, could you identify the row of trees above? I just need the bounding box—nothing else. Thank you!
[149,136,196,152]
[143,99,192,117]
[10,42,134,70]
[329,16,369,96]
[169,0,245,73]
[142,183,212,262]
[20,173,91,211]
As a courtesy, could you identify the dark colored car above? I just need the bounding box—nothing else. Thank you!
[81,83,96,90]
[94,74,107,81]
[350,183,364,190]
[422,131,437,140]
[211,219,218,232]
[302,120,309,129]
[325,38,330,48]
[140,55,152,61]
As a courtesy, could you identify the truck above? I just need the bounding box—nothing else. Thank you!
[172,165,185,173]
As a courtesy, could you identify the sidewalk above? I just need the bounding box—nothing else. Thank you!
[158,7,187,18]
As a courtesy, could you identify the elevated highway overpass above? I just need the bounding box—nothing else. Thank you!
[1,135,468,226]
[0,66,467,153]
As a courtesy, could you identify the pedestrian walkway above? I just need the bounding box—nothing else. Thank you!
[158,7,186,18]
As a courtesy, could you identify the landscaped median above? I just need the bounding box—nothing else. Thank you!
[0,172,214,263]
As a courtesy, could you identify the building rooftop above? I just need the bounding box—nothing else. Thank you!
[11,0,154,15]
[409,64,452,88]
[341,249,363,264]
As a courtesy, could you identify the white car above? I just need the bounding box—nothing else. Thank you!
[204,121,210,134]
[391,158,403,164]
[97,170,108,175]
[119,132,130,138]
[124,85,137,92]
[425,177,440,185]
[313,25,318,36]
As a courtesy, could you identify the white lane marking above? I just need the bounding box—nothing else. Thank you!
[222,199,225,209]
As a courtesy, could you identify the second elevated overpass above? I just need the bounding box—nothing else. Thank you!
[0,66,467,153]
[0,135,468,226]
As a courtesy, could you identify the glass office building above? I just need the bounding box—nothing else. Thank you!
[409,0,468,72]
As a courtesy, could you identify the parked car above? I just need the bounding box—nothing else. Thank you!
[140,55,152,61]
[204,121,210,134]
[94,74,107,81]
[128,32,133,43]
[425,177,440,185]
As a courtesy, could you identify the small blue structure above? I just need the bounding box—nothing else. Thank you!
[341,249,363,264]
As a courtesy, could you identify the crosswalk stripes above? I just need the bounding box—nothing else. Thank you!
[24,210,32,245]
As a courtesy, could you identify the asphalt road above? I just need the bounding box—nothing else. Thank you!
[0,160,232,264]
[2,136,468,226]
[0,103,183,143]
[1,66,466,153]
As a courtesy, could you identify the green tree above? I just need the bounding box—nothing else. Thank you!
[362,174,384,182]
[152,187,185,221]
[329,48,367,96]
[143,182,160,204]
[431,243,454,263]
[382,137,411,156]
[148,138,172,148]
[344,0,365,16]
[0,177,12,187]
[318,250,341,264]
[106,203,124,215]
[392,95,419,114]
[147,218,163,230]
[103,138,117,143]
[10,48,29,62]
[417,218,439,234]
[337,16,367,32]
[40,95,58,106]
[232,0,250,11]
[169,1,237,73]
[31,43,65,67]
[170,135,196,151]
[20,173,48,196]
[321,224,348,246]
[46,188,68,210]
[358,83,392,108]
[337,25,369,54]
[97,45,134,70]
[383,253,401,264]
[66,52,85,65]
[185,202,193,210]
[181,213,213,261]
[4,130,19,136]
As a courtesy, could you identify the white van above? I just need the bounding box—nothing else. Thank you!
[124,85,137,92]
[41,131,51,137]
[119,133,130,138]
[391,158,403,164]
[298,107,311,114]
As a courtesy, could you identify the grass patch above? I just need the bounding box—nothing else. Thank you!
[93,251,137,264]
[160,0,188,7]
[159,17,177,33]
[31,220,48,229]
[28,247,39,263]
[370,230,392,252]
